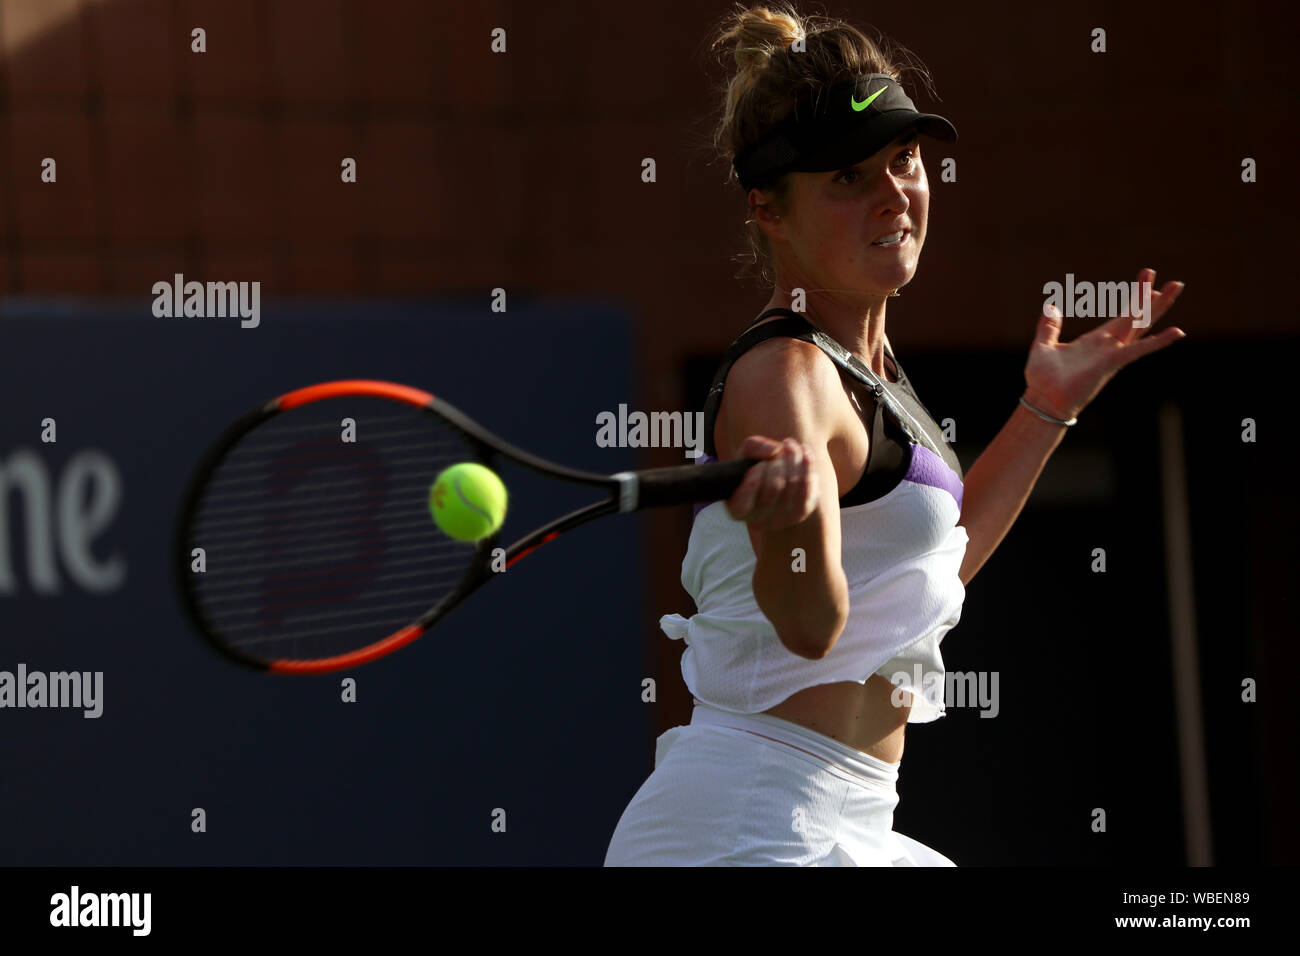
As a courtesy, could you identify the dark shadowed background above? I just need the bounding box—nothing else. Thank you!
[0,0,1294,865]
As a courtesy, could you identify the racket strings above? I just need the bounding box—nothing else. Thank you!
[195,478,452,531]
[191,531,469,569]
[183,396,489,662]
[206,447,463,486]
[193,546,470,589]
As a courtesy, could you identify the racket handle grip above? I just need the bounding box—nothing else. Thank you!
[621,458,762,511]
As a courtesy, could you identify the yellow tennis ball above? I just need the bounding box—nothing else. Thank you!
[428,463,507,541]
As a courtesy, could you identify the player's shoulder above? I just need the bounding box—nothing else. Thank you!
[720,320,850,449]
[726,319,840,402]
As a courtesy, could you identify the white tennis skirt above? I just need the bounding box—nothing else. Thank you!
[604,701,955,866]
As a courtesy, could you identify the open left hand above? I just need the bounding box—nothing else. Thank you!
[1023,267,1186,421]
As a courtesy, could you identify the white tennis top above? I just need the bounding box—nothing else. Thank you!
[659,440,968,723]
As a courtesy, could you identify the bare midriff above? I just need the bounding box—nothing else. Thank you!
[762,677,911,763]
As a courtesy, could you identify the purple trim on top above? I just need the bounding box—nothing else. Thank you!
[692,454,717,519]
[904,443,964,509]
[689,445,964,520]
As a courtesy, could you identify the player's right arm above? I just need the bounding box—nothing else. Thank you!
[718,338,851,660]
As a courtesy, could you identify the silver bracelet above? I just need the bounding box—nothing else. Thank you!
[1018,396,1077,427]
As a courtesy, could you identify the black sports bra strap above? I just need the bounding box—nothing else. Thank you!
[702,315,818,458]
[703,309,944,461]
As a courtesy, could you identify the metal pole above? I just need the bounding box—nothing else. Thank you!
[1157,401,1213,865]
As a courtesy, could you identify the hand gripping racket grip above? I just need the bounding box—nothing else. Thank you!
[612,458,762,512]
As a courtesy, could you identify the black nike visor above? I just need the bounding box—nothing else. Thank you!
[733,73,957,192]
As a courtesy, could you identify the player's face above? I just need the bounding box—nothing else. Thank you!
[780,132,929,298]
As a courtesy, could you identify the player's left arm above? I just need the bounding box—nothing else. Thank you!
[956,268,1186,586]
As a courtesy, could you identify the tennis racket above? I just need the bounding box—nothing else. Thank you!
[174,379,756,674]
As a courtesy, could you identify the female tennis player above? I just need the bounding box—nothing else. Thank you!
[604,2,1185,866]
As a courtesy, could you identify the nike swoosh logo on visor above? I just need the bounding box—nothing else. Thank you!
[850,86,887,111]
